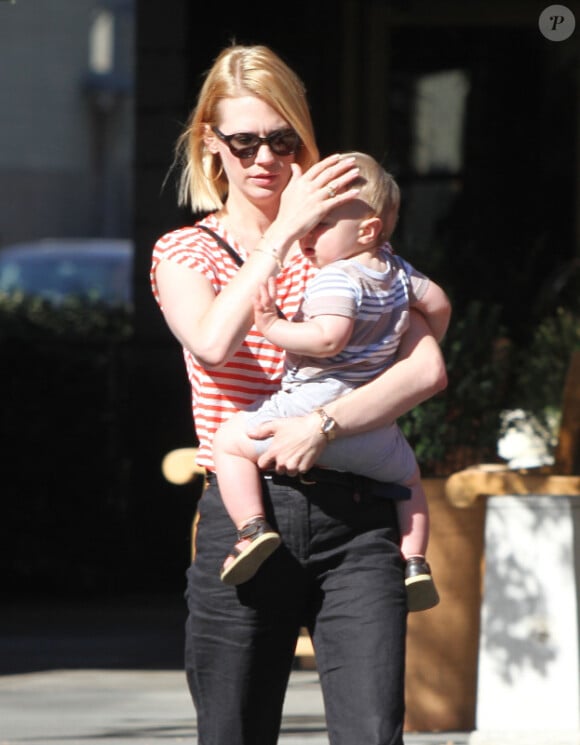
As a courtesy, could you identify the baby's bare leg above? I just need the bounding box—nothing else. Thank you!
[213,413,281,585]
[397,466,439,611]
[212,413,265,529]
[396,466,430,560]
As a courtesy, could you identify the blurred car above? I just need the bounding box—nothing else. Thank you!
[0,238,134,306]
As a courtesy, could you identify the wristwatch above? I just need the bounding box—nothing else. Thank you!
[316,407,337,441]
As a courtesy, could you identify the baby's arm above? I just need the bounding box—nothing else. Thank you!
[412,280,451,343]
[254,277,353,357]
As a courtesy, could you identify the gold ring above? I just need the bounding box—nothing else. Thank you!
[326,184,337,198]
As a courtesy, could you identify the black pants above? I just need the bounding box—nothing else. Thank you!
[185,472,407,745]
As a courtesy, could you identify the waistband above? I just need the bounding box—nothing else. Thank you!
[206,467,410,501]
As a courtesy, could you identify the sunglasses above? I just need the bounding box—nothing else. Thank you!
[212,126,301,159]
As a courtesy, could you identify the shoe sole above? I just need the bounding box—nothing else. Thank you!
[220,533,282,586]
[405,574,440,612]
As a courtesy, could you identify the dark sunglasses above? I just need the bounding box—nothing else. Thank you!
[212,126,301,159]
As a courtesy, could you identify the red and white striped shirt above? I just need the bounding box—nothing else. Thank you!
[150,213,316,470]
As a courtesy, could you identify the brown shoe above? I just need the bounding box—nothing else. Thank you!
[220,517,281,586]
[405,556,440,612]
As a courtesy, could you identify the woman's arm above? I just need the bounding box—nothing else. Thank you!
[412,280,452,343]
[155,258,265,369]
[325,309,447,429]
[252,310,447,473]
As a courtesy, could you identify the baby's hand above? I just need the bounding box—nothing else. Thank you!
[253,277,279,336]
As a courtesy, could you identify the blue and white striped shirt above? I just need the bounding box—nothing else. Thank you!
[283,245,429,387]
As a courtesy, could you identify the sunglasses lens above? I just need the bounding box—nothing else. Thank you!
[228,134,261,158]
[270,131,301,155]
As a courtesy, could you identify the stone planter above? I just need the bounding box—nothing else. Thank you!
[470,494,580,745]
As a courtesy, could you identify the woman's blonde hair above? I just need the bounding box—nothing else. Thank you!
[346,152,400,241]
[174,44,320,213]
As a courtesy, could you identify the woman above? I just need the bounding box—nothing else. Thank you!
[151,44,446,745]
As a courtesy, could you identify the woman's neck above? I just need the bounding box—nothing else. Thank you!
[217,200,276,252]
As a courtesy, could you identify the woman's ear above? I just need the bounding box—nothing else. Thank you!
[358,216,383,245]
[204,124,220,154]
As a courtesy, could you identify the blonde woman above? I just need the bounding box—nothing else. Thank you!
[151,44,447,745]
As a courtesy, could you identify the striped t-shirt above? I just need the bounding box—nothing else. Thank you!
[284,248,429,386]
[150,213,316,470]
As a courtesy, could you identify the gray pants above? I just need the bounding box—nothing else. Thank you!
[243,377,417,484]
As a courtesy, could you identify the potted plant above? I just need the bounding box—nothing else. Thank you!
[400,299,511,477]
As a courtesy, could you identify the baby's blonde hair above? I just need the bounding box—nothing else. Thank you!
[173,44,319,213]
[345,152,400,241]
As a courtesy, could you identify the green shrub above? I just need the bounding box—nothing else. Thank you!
[399,302,580,475]
[0,292,133,341]
[508,307,580,446]
[400,300,511,475]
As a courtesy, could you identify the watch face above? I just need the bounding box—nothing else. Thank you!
[317,409,336,439]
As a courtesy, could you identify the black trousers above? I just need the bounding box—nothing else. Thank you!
[185,472,407,745]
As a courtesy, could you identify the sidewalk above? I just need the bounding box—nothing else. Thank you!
[0,668,470,745]
[0,594,469,745]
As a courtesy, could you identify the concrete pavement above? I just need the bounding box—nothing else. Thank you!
[0,668,471,745]
[0,594,469,744]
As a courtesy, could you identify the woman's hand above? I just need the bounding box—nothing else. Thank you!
[264,154,361,248]
[248,412,327,474]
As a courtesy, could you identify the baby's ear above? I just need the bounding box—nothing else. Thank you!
[358,216,383,244]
